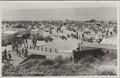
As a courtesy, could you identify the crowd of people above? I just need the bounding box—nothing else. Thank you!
[2,34,29,63]
[16,46,28,58]
[2,19,117,63]
[2,49,12,63]
[12,35,29,58]
[2,19,117,43]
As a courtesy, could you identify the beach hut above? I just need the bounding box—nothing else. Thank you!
[2,30,18,43]
[100,36,117,46]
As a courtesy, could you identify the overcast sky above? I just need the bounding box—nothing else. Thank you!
[1,1,118,21]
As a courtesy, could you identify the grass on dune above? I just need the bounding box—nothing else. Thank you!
[2,52,117,76]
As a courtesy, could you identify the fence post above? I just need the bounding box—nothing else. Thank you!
[45,47,47,52]
[34,46,35,50]
[55,48,57,53]
[27,45,28,48]
[72,50,75,63]
[50,48,52,53]
[30,45,31,49]
[41,46,43,51]
[38,46,39,50]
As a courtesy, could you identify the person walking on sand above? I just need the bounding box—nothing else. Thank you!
[22,47,25,57]
[8,51,12,61]
[25,48,28,57]
[77,40,83,51]
[4,49,8,61]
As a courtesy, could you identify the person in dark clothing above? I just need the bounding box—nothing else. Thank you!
[16,47,21,57]
[25,37,28,44]
[22,48,25,57]
[8,51,12,60]
[4,49,7,60]
[16,48,19,55]
[12,44,14,51]
[2,52,4,60]
[76,41,83,51]
[34,39,37,46]
[25,48,28,57]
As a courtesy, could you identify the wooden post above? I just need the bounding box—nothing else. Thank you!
[50,48,52,53]
[41,46,43,51]
[30,45,31,49]
[55,48,57,53]
[27,45,28,48]
[45,47,47,52]
[38,46,39,50]
[34,46,35,50]
[72,50,75,63]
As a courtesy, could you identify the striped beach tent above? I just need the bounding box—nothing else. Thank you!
[100,36,117,46]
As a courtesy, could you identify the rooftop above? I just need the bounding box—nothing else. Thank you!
[3,30,18,35]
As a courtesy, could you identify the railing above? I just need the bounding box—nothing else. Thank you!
[27,45,58,53]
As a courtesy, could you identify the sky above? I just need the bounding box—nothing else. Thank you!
[1,1,118,21]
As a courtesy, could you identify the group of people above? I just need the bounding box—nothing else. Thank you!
[12,37,29,58]
[2,43,29,64]
[2,19,117,44]
[31,35,37,47]
[2,19,117,64]
[16,46,28,58]
[2,33,30,64]
[2,49,12,63]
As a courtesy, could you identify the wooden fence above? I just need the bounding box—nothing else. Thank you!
[27,45,58,53]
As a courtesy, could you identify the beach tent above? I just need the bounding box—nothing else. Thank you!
[100,36,117,46]
[2,30,18,42]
